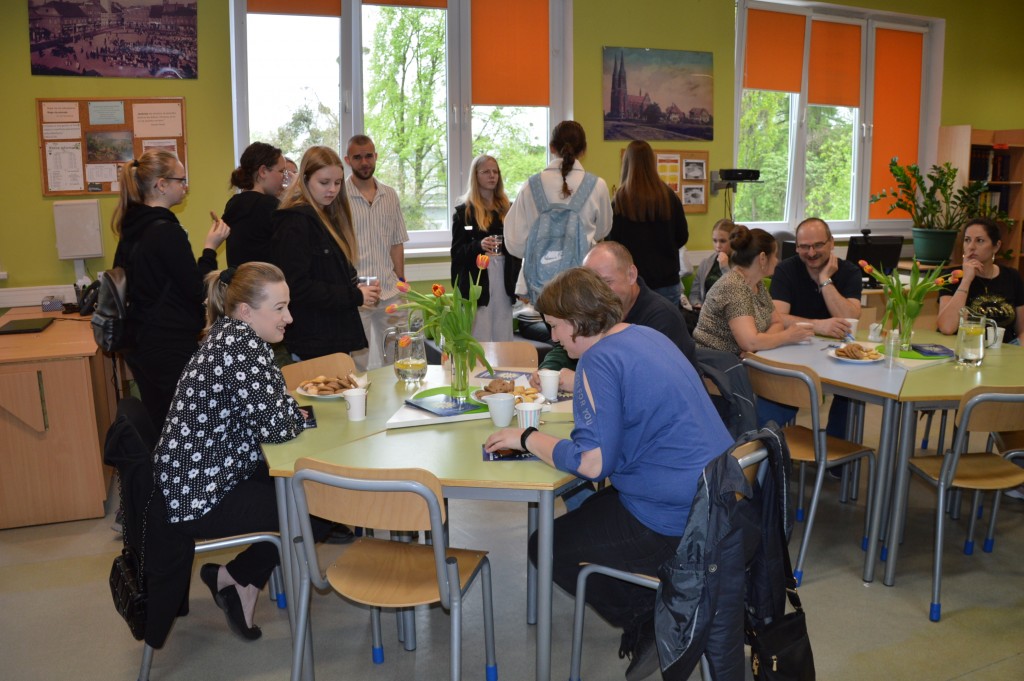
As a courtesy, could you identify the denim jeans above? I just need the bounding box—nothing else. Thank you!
[528,486,680,630]
[651,282,682,307]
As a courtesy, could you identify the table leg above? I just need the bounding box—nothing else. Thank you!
[884,401,918,586]
[536,491,554,681]
[527,501,538,626]
[276,477,314,681]
[863,397,898,582]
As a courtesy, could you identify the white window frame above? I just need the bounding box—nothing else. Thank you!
[229,0,572,252]
[734,0,944,239]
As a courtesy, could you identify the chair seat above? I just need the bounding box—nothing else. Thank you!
[326,537,488,608]
[782,425,872,465]
[910,452,1024,491]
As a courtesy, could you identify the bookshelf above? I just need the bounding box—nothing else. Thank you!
[938,125,1024,270]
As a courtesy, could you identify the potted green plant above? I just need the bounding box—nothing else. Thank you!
[869,158,992,264]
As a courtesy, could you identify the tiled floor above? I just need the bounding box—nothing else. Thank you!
[2,400,1023,681]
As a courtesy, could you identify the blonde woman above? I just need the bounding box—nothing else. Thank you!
[270,146,378,360]
[450,154,521,341]
[112,149,229,429]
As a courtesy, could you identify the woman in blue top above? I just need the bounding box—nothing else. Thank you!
[485,267,732,680]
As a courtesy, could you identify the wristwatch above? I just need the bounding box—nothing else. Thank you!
[819,278,834,290]
[521,426,538,452]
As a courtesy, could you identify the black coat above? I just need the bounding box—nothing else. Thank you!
[449,204,521,307]
[222,190,279,267]
[270,203,367,359]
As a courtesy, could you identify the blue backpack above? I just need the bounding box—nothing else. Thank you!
[522,172,599,303]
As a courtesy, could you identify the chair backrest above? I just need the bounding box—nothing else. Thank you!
[858,305,877,327]
[955,386,1024,436]
[293,458,445,532]
[476,341,538,369]
[730,439,768,500]
[281,353,356,391]
[742,354,820,411]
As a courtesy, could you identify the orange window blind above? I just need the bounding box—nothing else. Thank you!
[868,28,923,221]
[471,0,549,106]
[808,20,861,107]
[743,8,806,93]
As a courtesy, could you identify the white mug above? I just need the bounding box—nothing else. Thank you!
[483,393,515,427]
[342,388,367,421]
[537,369,560,401]
[844,318,859,338]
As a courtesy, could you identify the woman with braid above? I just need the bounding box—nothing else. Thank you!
[503,120,612,301]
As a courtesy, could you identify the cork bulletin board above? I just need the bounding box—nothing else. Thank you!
[619,148,709,214]
[36,97,187,197]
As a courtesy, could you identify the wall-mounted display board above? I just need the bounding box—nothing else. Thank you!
[36,97,187,197]
[619,148,709,214]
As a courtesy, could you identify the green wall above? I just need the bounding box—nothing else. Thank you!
[4,1,1024,288]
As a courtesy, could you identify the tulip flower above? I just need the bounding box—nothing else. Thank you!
[432,283,446,297]
[385,303,399,314]
[398,335,412,348]
[951,269,964,279]
[476,253,490,270]
[858,259,869,268]
[935,277,946,286]
[396,280,411,293]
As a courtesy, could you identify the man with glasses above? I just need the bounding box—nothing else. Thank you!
[770,217,862,438]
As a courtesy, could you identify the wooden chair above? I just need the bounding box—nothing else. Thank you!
[475,341,538,370]
[289,459,497,681]
[280,352,355,391]
[903,386,1024,621]
[742,354,876,585]
[566,440,769,681]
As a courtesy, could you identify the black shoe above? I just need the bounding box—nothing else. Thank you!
[324,523,356,545]
[213,584,262,641]
[620,620,660,681]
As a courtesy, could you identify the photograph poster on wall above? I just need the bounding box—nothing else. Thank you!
[624,148,709,214]
[28,0,197,79]
[602,46,714,142]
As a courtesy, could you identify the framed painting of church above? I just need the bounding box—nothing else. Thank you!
[602,46,714,142]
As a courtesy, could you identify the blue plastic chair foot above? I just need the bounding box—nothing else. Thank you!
[929,603,941,622]
[795,508,805,523]
[276,592,287,609]
[861,536,868,552]
[880,546,888,562]
[983,538,994,553]
[372,647,384,664]
[793,569,803,586]
[963,540,974,555]
[486,664,498,681]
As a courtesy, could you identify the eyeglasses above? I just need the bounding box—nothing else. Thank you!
[166,176,188,184]
[795,241,829,252]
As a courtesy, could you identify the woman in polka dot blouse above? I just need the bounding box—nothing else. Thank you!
[153,261,323,640]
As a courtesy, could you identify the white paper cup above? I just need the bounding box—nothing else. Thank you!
[515,402,542,429]
[796,322,813,344]
[844,318,859,338]
[537,369,560,401]
[989,326,1006,349]
[342,388,367,421]
[483,393,516,427]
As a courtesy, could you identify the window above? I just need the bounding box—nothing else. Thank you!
[233,0,566,247]
[735,1,940,235]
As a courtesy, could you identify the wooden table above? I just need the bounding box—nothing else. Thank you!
[0,307,116,528]
[263,364,577,681]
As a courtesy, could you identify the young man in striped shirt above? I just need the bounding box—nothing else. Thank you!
[344,134,410,370]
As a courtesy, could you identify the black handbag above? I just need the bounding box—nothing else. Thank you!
[748,500,815,681]
[110,546,147,641]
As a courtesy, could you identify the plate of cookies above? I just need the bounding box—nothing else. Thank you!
[296,374,362,398]
[828,342,884,364]
[473,377,546,405]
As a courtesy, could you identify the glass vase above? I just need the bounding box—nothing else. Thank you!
[895,314,917,352]
[448,342,471,404]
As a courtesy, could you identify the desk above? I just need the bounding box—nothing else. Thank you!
[263,365,577,681]
[0,307,116,528]
[882,332,1024,586]
[757,336,906,582]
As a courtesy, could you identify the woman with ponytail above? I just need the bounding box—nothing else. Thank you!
[222,141,287,267]
[270,145,376,362]
[154,262,325,640]
[503,120,612,284]
[112,149,230,429]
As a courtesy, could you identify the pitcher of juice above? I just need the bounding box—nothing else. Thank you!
[955,308,997,366]
[383,312,428,385]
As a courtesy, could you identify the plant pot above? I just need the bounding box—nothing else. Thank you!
[911,228,958,265]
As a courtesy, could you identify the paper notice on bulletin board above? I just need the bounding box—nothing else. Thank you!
[46,142,85,191]
[132,102,183,137]
[657,152,682,193]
